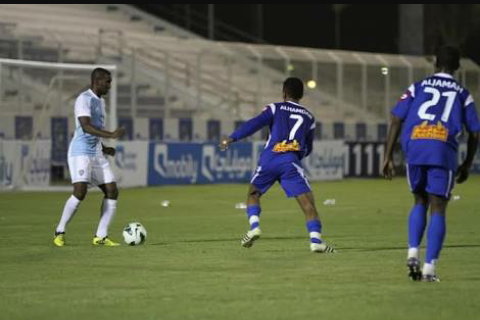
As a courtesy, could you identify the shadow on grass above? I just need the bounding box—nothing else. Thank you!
[340,244,480,252]
[148,236,480,253]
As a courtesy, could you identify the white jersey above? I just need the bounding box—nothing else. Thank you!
[69,89,106,156]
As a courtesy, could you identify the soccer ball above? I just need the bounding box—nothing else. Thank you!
[122,222,147,245]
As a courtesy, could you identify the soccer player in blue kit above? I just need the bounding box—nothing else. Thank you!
[383,46,480,282]
[220,77,335,253]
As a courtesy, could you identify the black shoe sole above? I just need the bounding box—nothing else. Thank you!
[407,260,422,281]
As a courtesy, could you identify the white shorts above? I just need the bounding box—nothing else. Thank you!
[68,154,115,186]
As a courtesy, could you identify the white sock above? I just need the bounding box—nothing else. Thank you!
[408,247,419,260]
[423,262,436,276]
[56,195,81,233]
[249,215,260,230]
[309,232,322,244]
[96,199,117,238]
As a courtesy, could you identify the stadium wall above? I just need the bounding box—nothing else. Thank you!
[110,140,345,187]
[2,140,479,190]
[146,140,344,186]
[0,140,50,189]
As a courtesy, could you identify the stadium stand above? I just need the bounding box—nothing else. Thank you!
[0,4,479,142]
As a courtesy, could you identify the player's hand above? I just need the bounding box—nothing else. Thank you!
[102,146,116,157]
[219,137,232,151]
[456,162,470,184]
[382,159,395,180]
[111,127,125,139]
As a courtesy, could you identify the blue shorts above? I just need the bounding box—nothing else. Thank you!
[251,161,311,198]
[406,164,454,199]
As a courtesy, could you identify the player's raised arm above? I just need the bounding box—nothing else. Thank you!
[219,136,233,151]
[219,107,274,151]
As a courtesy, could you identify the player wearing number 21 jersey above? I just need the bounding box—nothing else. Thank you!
[383,46,480,282]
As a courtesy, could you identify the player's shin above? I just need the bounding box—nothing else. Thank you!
[56,195,82,234]
[408,204,428,259]
[96,199,117,238]
[424,213,446,276]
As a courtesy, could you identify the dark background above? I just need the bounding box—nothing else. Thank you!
[134,4,480,64]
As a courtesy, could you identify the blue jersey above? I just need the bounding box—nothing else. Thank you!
[230,101,315,165]
[392,73,480,170]
[69,89,106,156]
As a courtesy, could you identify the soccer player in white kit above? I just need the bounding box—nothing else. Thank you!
[53,68,125,247]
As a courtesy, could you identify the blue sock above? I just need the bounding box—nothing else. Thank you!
[306,220,322,244]
[408,204,427,248]
[425,213,446,264]
[246,205,261,230]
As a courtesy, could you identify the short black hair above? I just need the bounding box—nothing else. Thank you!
[435,45,460,72]
[283,77,304,100]
[91,68,111,84]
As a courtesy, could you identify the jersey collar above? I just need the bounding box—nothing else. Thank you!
[286,101,305,107]
[88,89,101,99]
[434,72,454,79]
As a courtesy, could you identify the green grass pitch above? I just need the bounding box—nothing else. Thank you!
[1,177,479,320]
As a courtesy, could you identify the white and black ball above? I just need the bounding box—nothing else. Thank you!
[122,222,147,246]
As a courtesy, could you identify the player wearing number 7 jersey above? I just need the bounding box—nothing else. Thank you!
[219,77,335,253]
[383,46,480,282]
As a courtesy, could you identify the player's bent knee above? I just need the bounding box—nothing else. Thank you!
[428,195,448,214]
[248,190,261,200]
[430,203,447,215]
[106,188,119,200]
[73,190,87,201]
[414,193,429,206]
[72,183,87,201]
